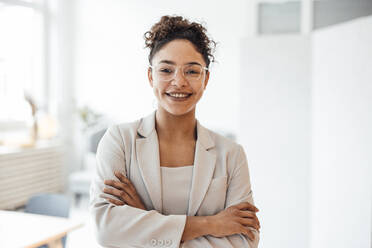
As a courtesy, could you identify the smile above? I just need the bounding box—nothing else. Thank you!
[165,92,192,100]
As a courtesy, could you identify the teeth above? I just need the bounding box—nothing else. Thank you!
[169,93,189,98]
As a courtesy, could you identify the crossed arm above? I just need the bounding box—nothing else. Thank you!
[90,126,260,247]
[103,171,260,243]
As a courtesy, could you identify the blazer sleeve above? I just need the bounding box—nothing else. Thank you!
[89,126,187,248]
[224,144,260,247]
[181,144,259,248]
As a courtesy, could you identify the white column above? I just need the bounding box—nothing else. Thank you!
[247,0,258,36]
[301,0,313,34]
[46,0,79,184]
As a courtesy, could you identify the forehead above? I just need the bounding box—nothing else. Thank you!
[152,39,205,66]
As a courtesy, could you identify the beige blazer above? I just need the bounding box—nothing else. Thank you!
[89,111,259,248]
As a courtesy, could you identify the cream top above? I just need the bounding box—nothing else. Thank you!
[161,165,194,215]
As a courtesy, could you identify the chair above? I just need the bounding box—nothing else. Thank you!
[25,193,71,248]
[68,128,107,205]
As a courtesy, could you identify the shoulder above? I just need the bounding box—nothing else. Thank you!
[113,119,141,138]
[107,111,156,141]
[203,127,248,180]
[203,126,245,158]
[104,117,144,144]
[99,115,144,148]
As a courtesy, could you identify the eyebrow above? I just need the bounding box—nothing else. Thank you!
[158,60,202,66]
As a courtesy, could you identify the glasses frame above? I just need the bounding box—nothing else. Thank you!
[149,64,209,83]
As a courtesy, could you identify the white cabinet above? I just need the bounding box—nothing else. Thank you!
[0,142,65,210]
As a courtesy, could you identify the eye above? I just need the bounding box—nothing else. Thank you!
[184,65,203,76]
[185,67,202,76]
[158,67,174,74]
[185,69,199,75]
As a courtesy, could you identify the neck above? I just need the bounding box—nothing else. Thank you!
[155,107,197,141]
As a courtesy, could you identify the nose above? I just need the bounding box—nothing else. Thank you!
[171,68,188,87]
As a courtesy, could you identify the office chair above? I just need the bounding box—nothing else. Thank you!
[25,193,71,248]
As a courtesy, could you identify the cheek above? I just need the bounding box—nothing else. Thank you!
[194,84,205,96]
[152,82,167,97]
[151,81,160,91]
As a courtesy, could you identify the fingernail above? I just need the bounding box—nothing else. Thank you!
[115,171,123,177]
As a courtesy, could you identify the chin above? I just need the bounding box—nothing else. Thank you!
[162,105,195,117]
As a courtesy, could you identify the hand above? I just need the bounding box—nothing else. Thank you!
[209,202,260,241]
[102,171,146,210]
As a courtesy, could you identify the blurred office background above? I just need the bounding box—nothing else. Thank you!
[0,0,371,247]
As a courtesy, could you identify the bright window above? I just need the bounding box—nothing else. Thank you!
[0,1,45,123]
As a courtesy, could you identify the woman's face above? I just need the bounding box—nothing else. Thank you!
[148,39,209,116]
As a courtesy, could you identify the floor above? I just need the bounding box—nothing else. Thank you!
[66,195,100,248]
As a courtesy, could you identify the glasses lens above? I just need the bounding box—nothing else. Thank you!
[152,64,205,82]
[183,65,203,81]
[154,65,175,81]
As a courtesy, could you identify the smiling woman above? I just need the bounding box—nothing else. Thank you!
[89,15,260,248]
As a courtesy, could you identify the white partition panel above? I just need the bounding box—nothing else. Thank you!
[311,16,372,248]
[239,35,311,248]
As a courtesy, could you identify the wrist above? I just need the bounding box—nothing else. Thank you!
[204,215,216,235]
[205,215,218,236]
[181,216,212,242]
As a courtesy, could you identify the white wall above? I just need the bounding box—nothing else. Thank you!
[311,16,372,248]
[239,35,312,248]
[74,0,250,133]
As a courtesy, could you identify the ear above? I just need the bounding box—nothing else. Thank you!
[203,70,210,89]
[148,67,154,87]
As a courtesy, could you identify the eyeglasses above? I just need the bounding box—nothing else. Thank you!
[150,64,208,82]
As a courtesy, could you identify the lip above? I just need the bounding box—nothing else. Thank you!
[165,92,193,95]
[165,92,192,101]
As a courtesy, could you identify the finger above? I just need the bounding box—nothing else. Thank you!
[241,228,255,241]
[105,178,136,200]
[114,171,136,191]
[114,171,129,184]
[238,210,256,218]
[103,187,131,202]
[104,179,126,191]
[238,217,260,230]
[241,202,259,212]
[255,216,261,228]
[102,196,125,206]
[234,202,259,212]
[238,210,260,228]
[121,197,137,208]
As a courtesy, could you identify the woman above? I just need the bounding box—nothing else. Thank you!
[89,15,260,248]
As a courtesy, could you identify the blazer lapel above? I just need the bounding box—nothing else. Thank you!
[135,111,217,216]
[187,120,216,216]
[136,111,163,212]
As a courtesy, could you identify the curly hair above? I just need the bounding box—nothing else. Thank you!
[144,15,216,68]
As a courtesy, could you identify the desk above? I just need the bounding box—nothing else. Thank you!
[0,210,83,248]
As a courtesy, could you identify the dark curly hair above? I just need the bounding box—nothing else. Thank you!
[144,15,216,68]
